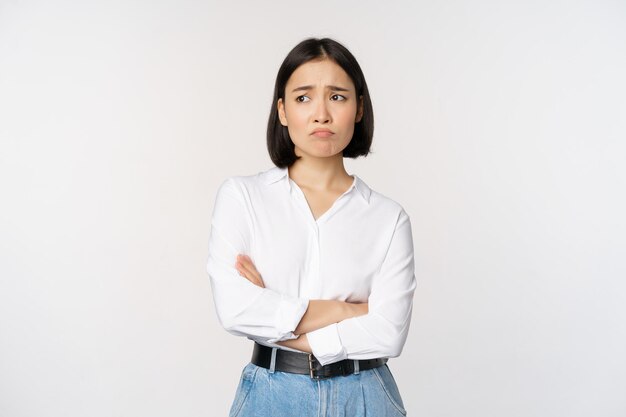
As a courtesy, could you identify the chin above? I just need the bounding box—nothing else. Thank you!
[308,148,345,158]
[294,142,349,159]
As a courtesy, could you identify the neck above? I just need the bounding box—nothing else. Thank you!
[288,154,352,191]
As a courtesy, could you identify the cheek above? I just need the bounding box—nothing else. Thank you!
[338,107,358,143]
[285,109,308,142]
[337,105,358,127]
[285,105,308,126]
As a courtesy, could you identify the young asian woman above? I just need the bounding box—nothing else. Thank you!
[206,37,416,417]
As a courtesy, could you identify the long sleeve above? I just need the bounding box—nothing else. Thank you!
[306,209,417,365]
[206,177,310,343]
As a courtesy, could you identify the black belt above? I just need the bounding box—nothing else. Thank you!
[251,341,388,380]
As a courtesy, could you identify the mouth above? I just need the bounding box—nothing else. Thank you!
[311,129,335,138]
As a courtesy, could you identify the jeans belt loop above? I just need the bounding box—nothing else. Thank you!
[269,347,277,374]
[353,359,360,375]
[308,353,316,379]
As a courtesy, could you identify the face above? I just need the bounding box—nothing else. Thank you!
[277,59,364,160]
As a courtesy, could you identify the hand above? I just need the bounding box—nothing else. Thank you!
[235,254,265,288]
[277,333,311,353]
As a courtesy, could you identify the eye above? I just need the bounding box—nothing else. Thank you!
[295,95,310,103]
[331,94,346,101]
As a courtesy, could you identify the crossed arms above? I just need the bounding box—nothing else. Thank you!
[206,178,416,365]
[235,252,368,353]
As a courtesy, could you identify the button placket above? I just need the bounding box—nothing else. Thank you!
[289,180,319,297]
[289,179,317,228]
[287,177,353,297]
[308,223,321,298]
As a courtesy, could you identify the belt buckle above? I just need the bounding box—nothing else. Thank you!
[308,353,326,380]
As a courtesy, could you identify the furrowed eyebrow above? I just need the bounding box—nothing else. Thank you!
[291,85,351,93]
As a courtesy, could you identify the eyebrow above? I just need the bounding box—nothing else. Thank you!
[291,85,351,93]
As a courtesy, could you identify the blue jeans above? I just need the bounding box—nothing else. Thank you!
[229,361,407,417]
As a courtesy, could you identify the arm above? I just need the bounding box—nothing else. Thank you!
[235,254,369,335]
[294,299,368,335]
[305,209,417,365]
[277,333,311,352]
[235,257,369,354]
[206,178,309,343]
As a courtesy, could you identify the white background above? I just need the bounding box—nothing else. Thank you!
[1,1,625,416]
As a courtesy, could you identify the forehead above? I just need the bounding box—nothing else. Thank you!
[286,59,355,91]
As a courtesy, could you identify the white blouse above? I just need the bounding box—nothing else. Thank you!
[206,165,417,366]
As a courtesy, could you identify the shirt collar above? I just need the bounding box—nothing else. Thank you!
[263,166,371,204]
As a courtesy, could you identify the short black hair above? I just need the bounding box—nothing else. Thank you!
[267,37,374,168]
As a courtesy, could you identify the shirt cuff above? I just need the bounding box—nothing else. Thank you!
[306,323,348,365]
[266,294,309,343]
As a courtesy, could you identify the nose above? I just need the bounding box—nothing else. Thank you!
[313,99,331,124]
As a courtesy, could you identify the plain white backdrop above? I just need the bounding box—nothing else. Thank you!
[1,0,625,416]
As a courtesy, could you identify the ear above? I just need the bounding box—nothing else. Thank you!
[277,98,288,126]
[355,95,364,123]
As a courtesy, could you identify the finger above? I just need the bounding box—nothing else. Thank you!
[238,255,265,286]
[236,261,265,288]
[242,256,264,285]
[235,262,248,277]
[235,261,254,280]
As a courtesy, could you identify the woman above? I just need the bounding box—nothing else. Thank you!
[206,37,417,417]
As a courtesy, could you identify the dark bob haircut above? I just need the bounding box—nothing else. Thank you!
[267,37,374,168]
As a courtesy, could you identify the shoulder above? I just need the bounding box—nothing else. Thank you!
[359,177,410,221]
[216,166,284,197]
